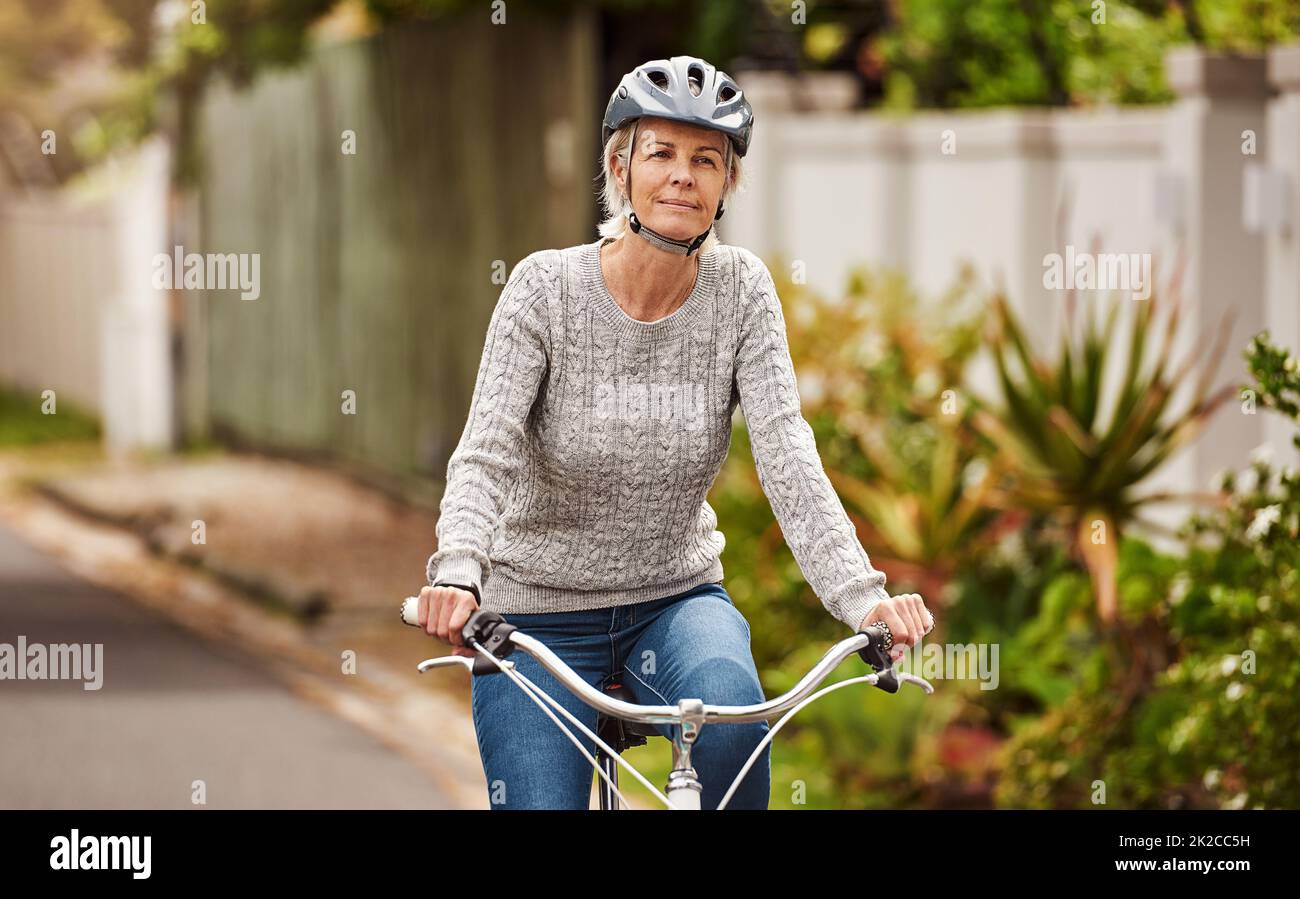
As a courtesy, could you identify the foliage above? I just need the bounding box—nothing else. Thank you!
[994,334,1300,808]
[0,0,129,105]
[771,260,1003,591]
[942,516,1079,710]
[0,0,337,180]
[710,261,1000,807]
[881,0,1079,108]
[0,386,100,446]
[1195,0,1300,49]
[720,264,1298,808]
[973,286,1235,622]
[879,0,1300,110]
[1244,331,1300,448]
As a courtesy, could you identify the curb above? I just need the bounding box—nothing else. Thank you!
[30,479,332,624]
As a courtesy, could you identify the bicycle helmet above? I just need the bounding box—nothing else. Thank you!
[601,56,755,255]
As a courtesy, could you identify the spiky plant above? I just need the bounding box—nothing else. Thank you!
[973,284,1235,623]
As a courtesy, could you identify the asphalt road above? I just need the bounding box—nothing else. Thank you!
[0,524,454,809]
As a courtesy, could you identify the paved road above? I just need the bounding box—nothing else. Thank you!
[0,524,454,809]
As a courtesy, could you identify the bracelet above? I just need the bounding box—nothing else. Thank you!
[868,619,894,651]
[434,581,481,604]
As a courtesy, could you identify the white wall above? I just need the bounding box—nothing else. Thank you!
[0,190,112,415]
[0,136,174,454]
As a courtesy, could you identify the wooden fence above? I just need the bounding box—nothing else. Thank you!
[188,11,597,487]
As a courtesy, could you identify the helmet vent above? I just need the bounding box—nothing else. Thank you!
[687,64,704,96]
[647,70,670,92]
[719,85,736,102]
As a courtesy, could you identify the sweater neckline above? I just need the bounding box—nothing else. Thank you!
[582,237,717,339]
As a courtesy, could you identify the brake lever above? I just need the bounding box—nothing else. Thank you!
[856,626,901,692]
[417,655,475,674]
[896,671,935,694]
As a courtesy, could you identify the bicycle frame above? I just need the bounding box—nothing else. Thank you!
[404,600,934,810]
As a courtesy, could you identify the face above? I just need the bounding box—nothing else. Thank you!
[613,116,730,241]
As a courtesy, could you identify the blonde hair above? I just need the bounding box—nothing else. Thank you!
[595,120,746,255]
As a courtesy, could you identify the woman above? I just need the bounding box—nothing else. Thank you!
[418,56,934,810]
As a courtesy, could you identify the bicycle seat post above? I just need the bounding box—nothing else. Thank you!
[664,698,706,810]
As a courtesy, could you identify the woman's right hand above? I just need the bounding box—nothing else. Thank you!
[858,593,935,663]
[417,585,481,658]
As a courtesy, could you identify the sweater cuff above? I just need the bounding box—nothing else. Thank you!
[426,553,484,599]
[833,583,891,633]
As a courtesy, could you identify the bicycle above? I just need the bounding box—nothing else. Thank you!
[400,597,934,810]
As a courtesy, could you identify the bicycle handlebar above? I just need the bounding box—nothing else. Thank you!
[400,597,933,727]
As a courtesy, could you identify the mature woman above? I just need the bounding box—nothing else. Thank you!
[419,56,933,810]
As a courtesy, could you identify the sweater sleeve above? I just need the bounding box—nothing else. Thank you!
[732,249,891,632]
[425,252,551,599]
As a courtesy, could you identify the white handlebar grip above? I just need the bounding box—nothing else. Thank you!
[401,596,420,627]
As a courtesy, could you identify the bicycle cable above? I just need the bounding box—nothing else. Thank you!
[470,640,675,810]
[508,669,676,810]
[716,672,882,810]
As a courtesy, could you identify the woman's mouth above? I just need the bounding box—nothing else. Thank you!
[659,200,696,209]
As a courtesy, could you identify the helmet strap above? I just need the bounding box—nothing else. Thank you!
[712,141,731,222]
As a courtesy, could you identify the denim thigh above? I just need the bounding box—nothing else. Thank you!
[616,583,771,810]
[470,606,611,810]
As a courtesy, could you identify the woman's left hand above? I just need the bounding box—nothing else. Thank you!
[858,593,935,662]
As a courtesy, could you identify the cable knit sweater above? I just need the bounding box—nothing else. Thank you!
[425,236,891,631]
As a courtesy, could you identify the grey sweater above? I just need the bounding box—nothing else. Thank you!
[425,237,890,631]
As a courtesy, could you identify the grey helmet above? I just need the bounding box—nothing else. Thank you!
[603,56,754,158]
[601,56,755,255]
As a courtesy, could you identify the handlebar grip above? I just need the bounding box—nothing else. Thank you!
[401,597,420,627]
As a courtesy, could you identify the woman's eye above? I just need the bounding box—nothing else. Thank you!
[652,150,669,158]
[697,157,716,166]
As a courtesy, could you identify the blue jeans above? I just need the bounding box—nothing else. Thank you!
[470,581,771,809]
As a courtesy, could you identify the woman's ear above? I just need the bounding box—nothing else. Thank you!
[612,152,629,201]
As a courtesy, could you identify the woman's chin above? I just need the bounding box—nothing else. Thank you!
[642,211,706,239]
